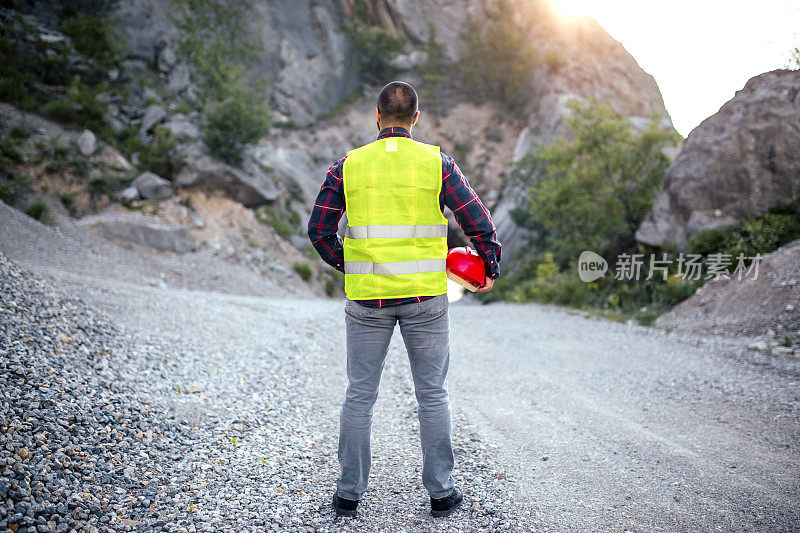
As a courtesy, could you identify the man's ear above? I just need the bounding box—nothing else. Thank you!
[412,111,420,126]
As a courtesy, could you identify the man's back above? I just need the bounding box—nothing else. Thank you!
[341,137,448,300]
[307,81,500,518]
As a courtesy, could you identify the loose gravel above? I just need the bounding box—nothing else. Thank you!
[4,200,798,532]
[1,253,532,531]
[1,255,190,533]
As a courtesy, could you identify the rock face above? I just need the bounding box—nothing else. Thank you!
[637,70,800,249]
[80,211,192,253]
[657,240,800,336]
[109,0,673,262]
[115,0,356,127]
[175,145,279,207]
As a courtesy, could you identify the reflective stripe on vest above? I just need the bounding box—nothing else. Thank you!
[344,258,446,276]
[344,224,447,240]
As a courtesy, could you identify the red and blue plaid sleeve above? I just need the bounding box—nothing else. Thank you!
[441,154,502,279]
[307,155,347,272]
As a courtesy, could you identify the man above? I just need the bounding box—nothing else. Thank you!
[308,81,501,518]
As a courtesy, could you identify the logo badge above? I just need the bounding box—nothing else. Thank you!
[578,251,607,282]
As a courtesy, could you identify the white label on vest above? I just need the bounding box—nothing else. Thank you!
[385,138,398,152]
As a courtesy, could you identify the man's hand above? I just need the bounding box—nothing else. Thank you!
[475,277,494,292]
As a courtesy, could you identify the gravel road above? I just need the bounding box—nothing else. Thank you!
[2,207,800,531]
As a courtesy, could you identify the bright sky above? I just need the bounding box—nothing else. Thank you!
[547,0,800,137]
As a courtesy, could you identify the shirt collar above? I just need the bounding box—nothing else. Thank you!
[377,127,412,139]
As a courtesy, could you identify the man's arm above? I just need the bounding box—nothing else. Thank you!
[441,154,502,280]
[307,156,347,272]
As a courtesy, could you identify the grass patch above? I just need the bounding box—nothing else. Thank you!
[254,206,298,238]
[689,202,800,264]
[59,192,75,215]
[25,199,53,224]
[477,252,702,326]
[0,119,30,206]
[0,172,29,206]
[293,262,313,282]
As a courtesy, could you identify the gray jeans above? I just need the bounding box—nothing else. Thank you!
[336,294,455,500]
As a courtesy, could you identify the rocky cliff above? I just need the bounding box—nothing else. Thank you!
[637,69,800,249]
[110,0,674,257]
[0,0,674,285]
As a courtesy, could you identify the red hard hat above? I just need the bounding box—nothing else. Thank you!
[446,247,486,291]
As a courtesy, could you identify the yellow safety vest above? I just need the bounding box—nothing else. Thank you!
[342,136,448,300]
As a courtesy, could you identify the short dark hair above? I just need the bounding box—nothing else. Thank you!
[377,81,418,126]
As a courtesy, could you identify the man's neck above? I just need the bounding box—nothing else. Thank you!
[379,123,412,131]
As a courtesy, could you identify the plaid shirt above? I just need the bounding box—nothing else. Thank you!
[308,127,501,308]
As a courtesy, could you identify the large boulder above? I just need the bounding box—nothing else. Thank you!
[133,171,172,200]
[637,70,800,249]
[175,145,279,207]
[76,129,97,156]
[80,211,193,253]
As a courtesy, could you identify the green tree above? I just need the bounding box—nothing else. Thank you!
[418,23,449,116]
[342,1,407,84]
[513,99,680,266]
[457,0,539,114]
[171,0,270,164]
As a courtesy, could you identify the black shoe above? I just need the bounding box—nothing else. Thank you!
[332,493,358,517]
[430,488,463,517]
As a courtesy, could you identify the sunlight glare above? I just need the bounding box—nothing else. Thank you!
[548,0,593,18]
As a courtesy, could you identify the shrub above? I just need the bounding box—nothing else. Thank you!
[543,49,565,73]
[293,262,313,282]
[689,203,800,263]
[204,85,271,164]
[342,1,407,84]
[0,172,29,206]
[457,0,539,114]
[43,78,109,134]
[418,23,449,116]
[171,0,271,164]
[88,174,129,196]
[9,124,30,139]
[0,17,72,111]
[142,125,178,180]
[60,192,75,212]
[0,137,24,163]
[25,199,53,224]
[511,99,680,268]
[254,206,297,238]
[70,157,91,178]
[60,11,125,69]
[0,122,29,206]
[0,4,124,131]
[652,274,700,307]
